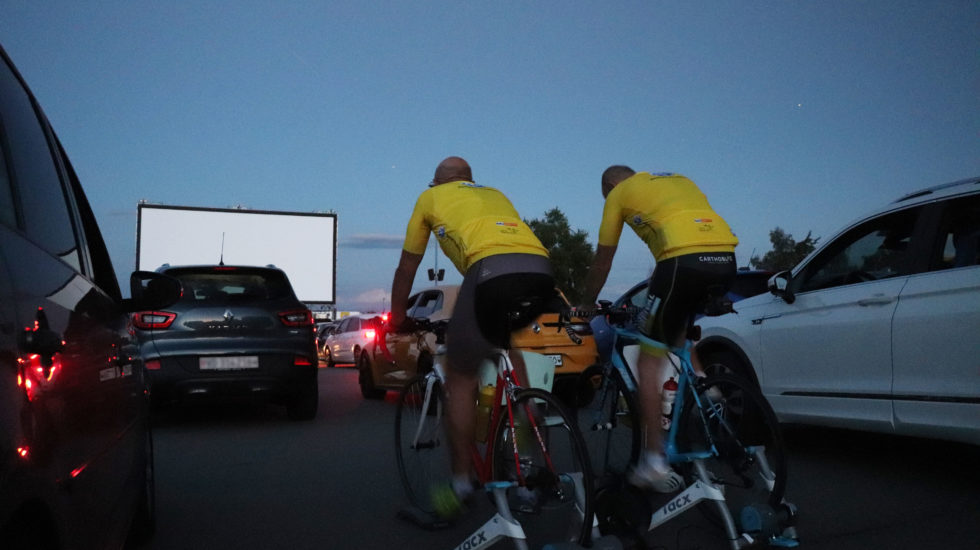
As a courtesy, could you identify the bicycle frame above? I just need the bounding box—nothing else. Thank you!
[409,344,592,550]
[603,324,789,549]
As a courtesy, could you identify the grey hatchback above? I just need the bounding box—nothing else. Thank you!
[134,265,319,420]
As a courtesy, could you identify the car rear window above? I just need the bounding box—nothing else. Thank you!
[168,268,294,303]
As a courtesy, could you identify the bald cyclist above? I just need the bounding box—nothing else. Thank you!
[390,156,554,516]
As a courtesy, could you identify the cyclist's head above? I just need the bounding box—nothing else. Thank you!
[431,156,473,186]
[601,165,635,198]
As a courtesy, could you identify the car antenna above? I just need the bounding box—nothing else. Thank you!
[219,232,225,266]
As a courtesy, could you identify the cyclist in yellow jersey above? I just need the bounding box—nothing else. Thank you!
[581,165,739,493]
[390,156,554,515]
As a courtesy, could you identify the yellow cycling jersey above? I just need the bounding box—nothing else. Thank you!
[403,181,548,273]
[597,172,738,260]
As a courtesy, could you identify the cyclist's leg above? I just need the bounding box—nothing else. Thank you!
[440,262,487,505]
[630,257,688,492]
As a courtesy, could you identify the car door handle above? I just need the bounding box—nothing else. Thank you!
[857,296,895,306]
[751,314,781,325]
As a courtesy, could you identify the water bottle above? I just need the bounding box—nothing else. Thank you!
[475,384,495,442]
[661,376,678,430]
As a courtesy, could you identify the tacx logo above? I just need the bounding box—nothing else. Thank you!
[664,494,693,513]
[455,531,488,550]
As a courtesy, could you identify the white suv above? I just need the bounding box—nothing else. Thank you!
[695,177,979,446]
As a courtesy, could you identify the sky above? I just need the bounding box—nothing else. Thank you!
[2,1,978,313]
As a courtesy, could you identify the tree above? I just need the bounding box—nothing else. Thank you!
[526,208,595,304]
[750,227,820,271]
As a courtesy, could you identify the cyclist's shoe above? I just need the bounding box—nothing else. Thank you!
[627,461,685,493]
[430,483,472,520]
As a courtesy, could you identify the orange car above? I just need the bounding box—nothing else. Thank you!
[359,285,597,405]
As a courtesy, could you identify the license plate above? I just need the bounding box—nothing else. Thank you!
[545,354,563,367]
[199,356,259,370]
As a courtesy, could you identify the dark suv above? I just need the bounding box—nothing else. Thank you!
[0,43,181,549]
[134,265,319,420]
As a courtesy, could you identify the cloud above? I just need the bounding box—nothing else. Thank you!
[342,234,404,249]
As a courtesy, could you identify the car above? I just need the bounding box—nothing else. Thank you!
[133,264,319,420]
[694,177,980,445]
[315,321,339,360]
[322,314,381,368]
[359,285,597,403]
[0,42,182,549]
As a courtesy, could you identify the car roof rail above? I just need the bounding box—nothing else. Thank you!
[893,177,980,203]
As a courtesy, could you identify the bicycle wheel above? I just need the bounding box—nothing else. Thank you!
[490,388,594,548]
[675,373,787,529]
[395,373,449,514]
[574,364,640,479]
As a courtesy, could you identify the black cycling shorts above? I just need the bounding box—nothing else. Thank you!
[446,253,554,375]
[641,252,736,353]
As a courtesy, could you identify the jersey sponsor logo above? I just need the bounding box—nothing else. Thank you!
[632,215,644,225]
[698,255,733,263]
[436,226,446,238]
[651,172,675,177]
[460,181,485,188]
[693,218,714,223]
[495,221,518,227]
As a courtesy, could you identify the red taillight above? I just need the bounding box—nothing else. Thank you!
[293,356,313,366]
[364,329,376,340]
[146,359,162,370]
[132,311,176,330]
[279,309,314,327]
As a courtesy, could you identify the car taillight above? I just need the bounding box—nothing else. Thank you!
[293,356,313,366]
[132,311,176,330]
[145,359,162,370]
[279,309,314,327]
[364,329,376,340]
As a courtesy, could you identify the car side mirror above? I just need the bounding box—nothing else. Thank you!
[122,271,183,312]
[768,271,795,304]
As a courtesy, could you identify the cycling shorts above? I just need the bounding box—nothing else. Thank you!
[641,252,737,355]
[446,253,554,375]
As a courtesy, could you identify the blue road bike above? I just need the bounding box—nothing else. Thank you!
[575,302,798,549]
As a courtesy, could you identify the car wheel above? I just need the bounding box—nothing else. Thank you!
[128,426,156,543]
[699,348,759,389]
[324,348,334,368]
[359,352,385,399]
[287,376,319,421]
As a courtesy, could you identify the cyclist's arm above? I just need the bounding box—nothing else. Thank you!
[580,243,617,309]
[390,249,423,328]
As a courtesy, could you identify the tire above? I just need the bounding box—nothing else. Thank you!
[324,346,334,368]
[359,352,385,399]
[287,376,319,421]
[394,374,449,514]
[699,348,757,388]
[490,388,594,548]
[674,373,787,534]
[574,364,640,480]
[127,426,156,545]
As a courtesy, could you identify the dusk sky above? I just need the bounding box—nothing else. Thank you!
[3,1,978,313]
